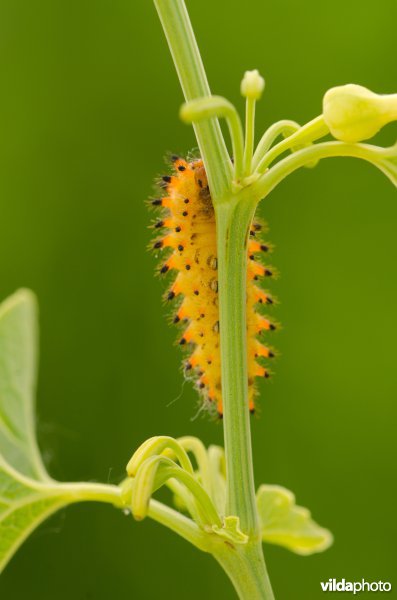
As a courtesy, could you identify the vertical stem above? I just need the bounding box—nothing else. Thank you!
[216,195,275,599]
[153,2,274,596]
[214,542,274,600]
[215,192,258,534]
[154,0,232,200]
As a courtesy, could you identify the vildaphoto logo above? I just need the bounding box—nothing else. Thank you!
[321,579,392,594]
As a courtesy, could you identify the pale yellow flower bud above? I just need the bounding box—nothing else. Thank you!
[323,84,397,143]
[241,70,265,100]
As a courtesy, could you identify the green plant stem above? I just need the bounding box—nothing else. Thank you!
[57,481,209,552]
[177,436,213,493]
[252,119,300,170]
[214,542,274,600]
[209,187,277,598]
[181,96,245,182]
[154,1,274,597]
[244,97,256,176]
[154,0,232,199]
[252,140,395,199]
[148,498,210,551]
[255,115,329,173]
[215,193,259,534]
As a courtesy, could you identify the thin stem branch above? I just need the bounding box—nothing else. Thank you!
[177,436,213,494]
[244,97,256,176]
[252,119,300,170]
[255,115,329,173]
[154,0,232,200]
[207,445,227,514]
[165,476,203,523]
[148,499,210,551]
[57,481,210,551]
[252,140,396,200]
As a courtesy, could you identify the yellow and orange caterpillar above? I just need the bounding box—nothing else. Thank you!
[150,156,277,417]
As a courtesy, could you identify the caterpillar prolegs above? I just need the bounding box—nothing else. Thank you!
[150,156,277,417]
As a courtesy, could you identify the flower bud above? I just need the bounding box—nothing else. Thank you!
[241,70,265,100]
[323,84,397,143]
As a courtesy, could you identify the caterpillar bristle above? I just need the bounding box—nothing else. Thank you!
[149,156,278,416]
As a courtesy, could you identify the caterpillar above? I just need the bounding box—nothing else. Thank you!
[150,155,277,418]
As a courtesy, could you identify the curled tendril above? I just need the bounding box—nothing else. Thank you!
[131,454,221,526]
[127,435,194,477]
[162,436,213,493]
[122,436,250,547]
[124,436,223,529]
[121,435,332,555]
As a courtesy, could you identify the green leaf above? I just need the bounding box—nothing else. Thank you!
[0,289,66,573]
[0,290,124,574]
[0,457,67,573]
[0,289,48,481]
[257,484,333,556]
[0,454,122,574]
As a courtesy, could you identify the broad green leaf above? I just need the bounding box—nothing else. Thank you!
[0,290,123,574]
[0,289,48,481]
[0,457,121,574]
[0,457,68,573]
[0,289,67,573]
[257,484,333,556]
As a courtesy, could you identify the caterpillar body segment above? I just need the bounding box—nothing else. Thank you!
[150,157,277,417]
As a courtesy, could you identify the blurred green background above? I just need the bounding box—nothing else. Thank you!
[0,1,396,598]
